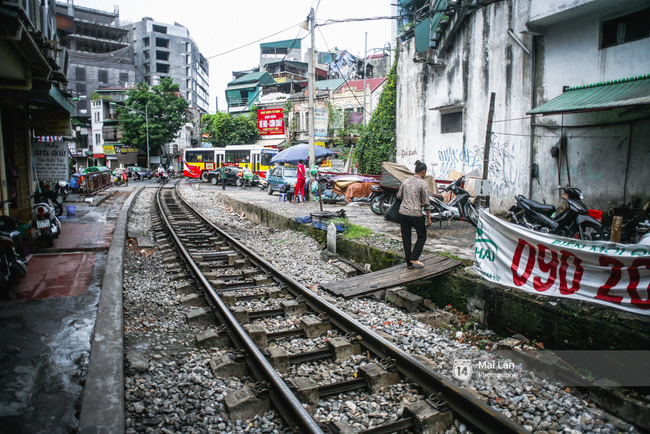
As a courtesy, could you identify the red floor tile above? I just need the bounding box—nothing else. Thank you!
[13,253,96,300]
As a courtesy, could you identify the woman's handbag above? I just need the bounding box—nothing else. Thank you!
[384,198,402,223]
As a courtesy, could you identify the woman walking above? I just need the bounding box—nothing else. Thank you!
[396,160,432,269]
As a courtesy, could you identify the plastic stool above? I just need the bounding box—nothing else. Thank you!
[279,193,288,202]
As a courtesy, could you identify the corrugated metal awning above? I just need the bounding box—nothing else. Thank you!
[528,74,650,115]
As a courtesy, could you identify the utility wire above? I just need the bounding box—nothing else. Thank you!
[316,26,371,119]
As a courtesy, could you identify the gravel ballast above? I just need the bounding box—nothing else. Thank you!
[121,185,636,433]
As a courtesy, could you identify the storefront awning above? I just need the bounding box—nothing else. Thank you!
[254,138,285,148]
[528,74,650,115]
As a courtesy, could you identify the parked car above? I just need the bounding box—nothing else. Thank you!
[127,166,152,179]
[266,166,309,199]
[206,167,259,186]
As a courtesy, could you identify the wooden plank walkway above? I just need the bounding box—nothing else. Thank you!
[321,254,461,298]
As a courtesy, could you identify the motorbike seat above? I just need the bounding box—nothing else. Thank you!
[517,196,555,216]
[431,193,444,201]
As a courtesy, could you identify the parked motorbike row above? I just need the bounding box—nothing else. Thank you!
[0,189,64,291]
[370,176,479,227]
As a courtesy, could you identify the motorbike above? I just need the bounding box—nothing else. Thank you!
[27,194,62,248]
[370,185,400,216]
[636,220,650,246]
[509,186,604,240]
[32,184,64,217]
[258,177,268,191]
[429,176,479,227]
[54,181,70,202]
[0,200,28,292]
[156,171,169,185]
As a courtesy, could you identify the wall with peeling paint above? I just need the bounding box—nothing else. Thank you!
[396,0,534,211]
[396,0,650,213]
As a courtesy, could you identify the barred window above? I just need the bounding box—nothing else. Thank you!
[441,111,462,134]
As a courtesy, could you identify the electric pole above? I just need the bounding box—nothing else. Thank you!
[308,7,316,178]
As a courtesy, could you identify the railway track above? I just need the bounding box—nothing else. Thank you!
[153,182,525,433]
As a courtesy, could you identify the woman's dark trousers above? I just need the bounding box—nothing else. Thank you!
[399,213,427,266]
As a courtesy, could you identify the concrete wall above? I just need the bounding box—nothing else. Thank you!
[396,1,534,210]
[396,0,650,212]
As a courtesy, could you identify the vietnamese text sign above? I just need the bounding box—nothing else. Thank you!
[33,141,69,182]
[474,210,650,315]
[258,108,285,136]
[32,110,72,136]
[314,108,328,138]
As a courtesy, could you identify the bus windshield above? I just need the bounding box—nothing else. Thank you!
[261,152,276,166]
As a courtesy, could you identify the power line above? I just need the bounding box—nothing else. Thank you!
[318,15,400,26]
[205,21,305,61]
[316,26,370,119]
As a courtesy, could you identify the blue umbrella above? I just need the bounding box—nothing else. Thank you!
[270,143,337,165]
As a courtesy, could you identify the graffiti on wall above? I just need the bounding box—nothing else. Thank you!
[488,139,520,199]
[436,146,483,177]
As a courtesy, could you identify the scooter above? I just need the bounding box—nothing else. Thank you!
[0,200,28,292]
[370,185,400,215]
[636,220,650,246]
[429,176,479,227]
[509,186,604,240]
[27,194,61,248]
[156,171,169,185]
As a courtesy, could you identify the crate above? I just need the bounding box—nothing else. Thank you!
[312,221,345,232]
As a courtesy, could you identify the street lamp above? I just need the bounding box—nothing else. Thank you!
[110,101,150,169]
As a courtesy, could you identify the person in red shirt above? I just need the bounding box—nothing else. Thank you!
[293,159,306,203]
[122,168,128,187]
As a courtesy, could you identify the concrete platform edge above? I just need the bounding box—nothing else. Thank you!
[78,186,144,433]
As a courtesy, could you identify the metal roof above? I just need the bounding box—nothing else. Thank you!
[528,74,650,115]
[260,39,302,49]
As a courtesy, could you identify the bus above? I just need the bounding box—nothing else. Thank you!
[183,145,280,182]
[223,145,278,179]
[183,147,224,182]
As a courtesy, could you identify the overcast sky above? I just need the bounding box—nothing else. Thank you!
[69,0,394,113]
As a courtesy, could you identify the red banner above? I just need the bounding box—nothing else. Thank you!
[258,108,285,136]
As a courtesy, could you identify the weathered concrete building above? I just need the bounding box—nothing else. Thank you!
[130,18,209,114]
[396,0,650,212]
[1,0,73,219]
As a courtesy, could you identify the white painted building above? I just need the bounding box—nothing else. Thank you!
[395,0,650,212]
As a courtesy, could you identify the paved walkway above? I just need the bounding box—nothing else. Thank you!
[0,183,143,432]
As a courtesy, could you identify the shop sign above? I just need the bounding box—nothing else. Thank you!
[102,145,116,155]
[314,108,328,138]
[258,108,285,136]
[474,210,650,316]
[33,141,69,182]
[32,110,72,136]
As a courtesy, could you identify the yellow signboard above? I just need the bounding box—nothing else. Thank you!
[32,110,72,136]
[102,145,116,155]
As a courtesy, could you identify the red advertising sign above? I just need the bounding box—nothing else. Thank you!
[257,108,285,136]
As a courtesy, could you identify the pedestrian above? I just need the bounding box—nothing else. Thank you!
[122,168,128,187]
[293,159,306,202]
[218,163,227,190]
[396,160,432,269]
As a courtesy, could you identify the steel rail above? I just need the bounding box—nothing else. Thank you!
[155,184,323,434]
[175,184,526,434]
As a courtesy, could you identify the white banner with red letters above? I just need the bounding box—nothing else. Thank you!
[473,210,650,315]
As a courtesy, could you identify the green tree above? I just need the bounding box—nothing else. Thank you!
[353,59,397,174]
[201,109,259,147]
[117,78,189,156]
